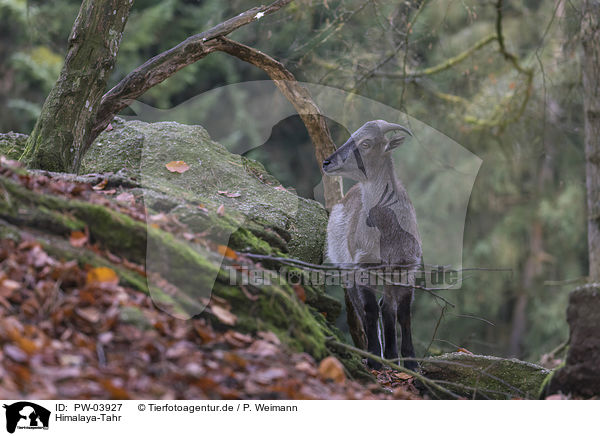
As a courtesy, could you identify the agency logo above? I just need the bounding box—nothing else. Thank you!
[2,402,50,434]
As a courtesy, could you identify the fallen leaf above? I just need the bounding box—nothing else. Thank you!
[295,361,317,376]
[318,356,346,384]
[4,344,27,362]
[69,230,88,248]
[105,123,113,131]
[59,354,85,366]
[149,212,168,223]
[216,204,225,216]
[218,190,242,198]
[394,372,414,380]
[254,368,287,384]
[217,245,238,260]
[0,279,21,294]
[246,340,279,357]
[293,284,306,303]
[258,331,281,345]
[211,305,237,326]
[76,307,102,324]
[86,267,119,285]
[92,179,108,190]
[223,331,253,348]
[115,192,135,203]
[100,379,131,400]
[165,161,190,174]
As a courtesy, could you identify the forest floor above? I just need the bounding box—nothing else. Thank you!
[0,157,422,400]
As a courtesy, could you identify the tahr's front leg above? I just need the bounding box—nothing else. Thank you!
[359,286,382,369]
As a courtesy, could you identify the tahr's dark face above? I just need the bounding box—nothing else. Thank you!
[322,120,410,182]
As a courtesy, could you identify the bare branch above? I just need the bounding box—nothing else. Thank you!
[91,0,293,142]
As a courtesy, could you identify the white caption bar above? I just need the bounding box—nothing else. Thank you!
[0,400,593,435]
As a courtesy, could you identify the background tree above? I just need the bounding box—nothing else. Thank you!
[546,0,600,397]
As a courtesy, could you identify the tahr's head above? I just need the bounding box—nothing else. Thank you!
[322,120,412,181]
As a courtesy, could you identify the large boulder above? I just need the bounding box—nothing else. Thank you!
[81,118,327,264]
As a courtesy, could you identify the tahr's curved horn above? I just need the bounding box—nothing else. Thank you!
[375,120,413,136]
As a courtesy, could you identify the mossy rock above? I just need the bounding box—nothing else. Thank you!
[81,118,328,264]
[420,352,550,399]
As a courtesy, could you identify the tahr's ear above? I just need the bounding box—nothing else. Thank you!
[384,134,406,153]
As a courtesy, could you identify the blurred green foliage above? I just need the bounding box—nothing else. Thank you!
[0,0,586,362]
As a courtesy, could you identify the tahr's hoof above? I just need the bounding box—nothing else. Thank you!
[367,358,383,370]
[403,360,419,372]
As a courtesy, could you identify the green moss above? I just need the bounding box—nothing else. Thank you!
[119,306,152,329]
[0,219,22,241]
[420,352,551,399]
[537,361,565,399]
[0,133,29,160]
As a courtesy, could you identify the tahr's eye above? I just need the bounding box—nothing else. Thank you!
[360,140,371,149]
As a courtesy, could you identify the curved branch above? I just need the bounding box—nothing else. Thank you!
[91,0,293,142]
[213,37,342,207]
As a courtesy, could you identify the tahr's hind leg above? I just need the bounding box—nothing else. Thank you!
[380,295,399,361]
[397,287,417,371]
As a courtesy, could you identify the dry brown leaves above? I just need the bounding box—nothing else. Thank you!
[0,237,413,400]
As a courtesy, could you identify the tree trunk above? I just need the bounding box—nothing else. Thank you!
[545,0,600,398]
[583,0,600,281]
[20,0,133,173]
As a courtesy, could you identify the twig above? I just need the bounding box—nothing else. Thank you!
[289,0,373,63]
[544,276,588,286]
[374,34,498,79]
[239,251,507,274]
[546,340,569,359]
[450,312,496,326]
[425,305,447,356]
